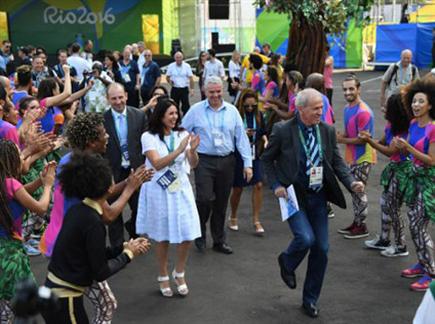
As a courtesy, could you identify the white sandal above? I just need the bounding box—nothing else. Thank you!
[172,270,189,296]
[228,217,239,231]
[157,276,173,297]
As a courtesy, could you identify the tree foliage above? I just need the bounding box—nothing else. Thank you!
[255,0,375,35]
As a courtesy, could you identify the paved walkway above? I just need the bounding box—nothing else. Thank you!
[30,70,434,323]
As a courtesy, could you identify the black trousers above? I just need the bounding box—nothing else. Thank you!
[170,87,190,115]
[194,154,235,244]
[42,296,88,324]
[140,86,152,105]
[126,88,140,108]
[326,88,333,105]
[108,167,139,247]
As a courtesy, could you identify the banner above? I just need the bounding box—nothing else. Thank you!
[1,0,163,53]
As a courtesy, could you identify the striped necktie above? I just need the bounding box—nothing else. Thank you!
[306,127,322,191]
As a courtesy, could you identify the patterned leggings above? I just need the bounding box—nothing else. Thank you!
[408,188,435,276]
[379,174,406,247]
[350,162,372,225]
[84,281,118,324]
[0,300,13,324]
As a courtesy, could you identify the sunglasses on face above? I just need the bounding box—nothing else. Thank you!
[243,104,258,109]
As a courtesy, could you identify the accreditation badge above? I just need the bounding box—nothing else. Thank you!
[157,169,177,190]
[309,166,323,188]
[212,130,224,147]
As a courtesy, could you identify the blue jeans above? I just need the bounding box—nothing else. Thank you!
[283,190,328,305]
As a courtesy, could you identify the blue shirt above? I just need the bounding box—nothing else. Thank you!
[141,61,161,89]
[182,100,252,168]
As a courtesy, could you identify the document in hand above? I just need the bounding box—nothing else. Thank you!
[278,185,299,222]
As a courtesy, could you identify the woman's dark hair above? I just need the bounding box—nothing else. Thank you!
[16,65,32,87]
[58,152,113,200]
[37,77,60,100]
[266,66,279,85]
[148,85,168,98]
[197,51,206,70]
[66,112,105,150]
[0,139,22,237]
[2,100,14,116]
[18,96,38,117]
[148,97,183,141]
[249,54,263,70]
[105,53,119,71]
[402,78,435,120]
[237,88,262,128]
[269,53,281,66]
[385,94,412,135]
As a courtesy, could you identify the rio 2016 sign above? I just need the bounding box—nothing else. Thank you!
[43,6,115,25]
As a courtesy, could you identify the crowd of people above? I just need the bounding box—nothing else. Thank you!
[0,37,433,323]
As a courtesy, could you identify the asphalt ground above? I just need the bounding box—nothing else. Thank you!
[29,70,435,323]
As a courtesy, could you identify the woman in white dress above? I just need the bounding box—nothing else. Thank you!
[136,97,201,297]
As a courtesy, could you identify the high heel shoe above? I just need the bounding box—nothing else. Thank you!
[172,270,189,296]
[254,222,265,236]
[228,217,239,231]
[157,276,173,297]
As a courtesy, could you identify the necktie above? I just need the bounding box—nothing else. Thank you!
[306,127,321,191]
[118,114,127,146]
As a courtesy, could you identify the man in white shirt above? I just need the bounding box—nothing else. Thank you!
[380,49,419,109]
[67,43,92,82]
[166,51,194,114]
[203,48,225,86]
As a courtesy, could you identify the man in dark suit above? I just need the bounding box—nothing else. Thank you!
[104,83,147,247]
[262,88,364,318]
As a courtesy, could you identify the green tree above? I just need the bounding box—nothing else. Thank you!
[255,0,374,77]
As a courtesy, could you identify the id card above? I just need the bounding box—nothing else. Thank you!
[157,169,177,190]
[309,166,323,187]
[168,177,181,193]
[212,130,224,147]
[251,144,256,160]
[120,144,130,161]
[123,73,131,83]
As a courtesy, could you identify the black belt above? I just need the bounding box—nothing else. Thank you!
[198,152,234,159]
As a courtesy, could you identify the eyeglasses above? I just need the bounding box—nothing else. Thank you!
[243,104,258,109]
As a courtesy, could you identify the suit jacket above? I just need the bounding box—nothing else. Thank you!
[103,106,147,182]
[261,117,354,209]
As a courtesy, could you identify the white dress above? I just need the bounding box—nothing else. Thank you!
[136,130,201,243]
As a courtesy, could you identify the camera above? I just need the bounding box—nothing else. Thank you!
[11,278,58,323]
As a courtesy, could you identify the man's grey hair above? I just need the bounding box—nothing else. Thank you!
[205,76,223,89]
[295,88,323,109]
[401,49,412,56]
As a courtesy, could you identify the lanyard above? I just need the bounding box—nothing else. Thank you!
[163,131,175,153]
[298,124,323,164]
[243,113,257,142]
[206,105,225,131]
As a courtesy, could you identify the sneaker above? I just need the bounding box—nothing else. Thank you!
[26,238,40,248]
[410,274,433,292]
[401,263,425,278]
[337,222,356,234]
[23,242,41,256]
[364,236,390,250]
[327,203,335,219]
[380,245,409,257]
[343,223,369,239]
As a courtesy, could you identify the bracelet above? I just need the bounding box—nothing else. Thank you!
[123,248,134,260]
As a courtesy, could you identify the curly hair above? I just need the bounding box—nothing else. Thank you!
[385,94,411,135]
[402,78,435,120]
[0,140,21,237]
[66,112,105,150]
[58,152,113,200]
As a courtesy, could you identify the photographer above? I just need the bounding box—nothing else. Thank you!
[42,153,150,323]
[83,62,113,113]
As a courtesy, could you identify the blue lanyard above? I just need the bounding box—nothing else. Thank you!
[206,105,225,131]
[163,131,175,153]
[297,125,323,164]
[243,114,257,142]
